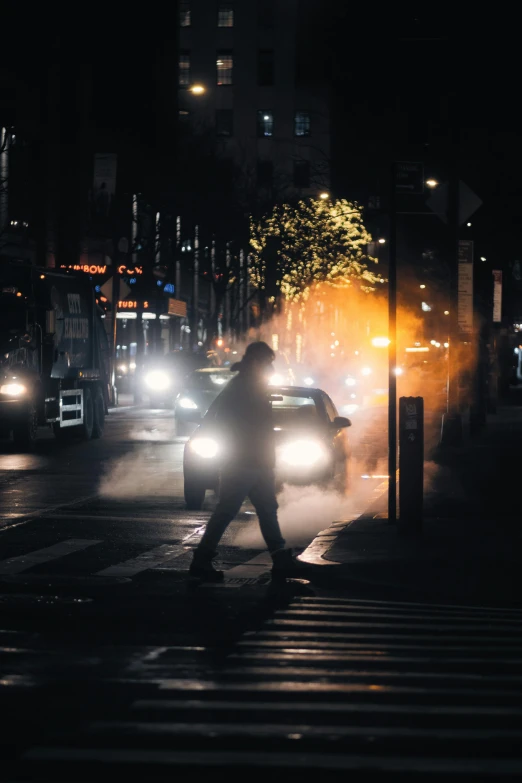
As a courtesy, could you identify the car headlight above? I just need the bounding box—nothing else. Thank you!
[0,383,26,396]
[145,370,170,391]
[179,397,198,409]
[345,376,357,386]
[278,439,328,467]
[190,437,219,459]
[118,364,128,374]
[303,376,314,386]
[269,373,284,386]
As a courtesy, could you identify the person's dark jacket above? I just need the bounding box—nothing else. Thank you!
[209,369,275,469]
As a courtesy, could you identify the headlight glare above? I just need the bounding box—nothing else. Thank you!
[279,439,327,467]
[303,376,314,386]
[269,373,284,386]
[145,370,170,391]
[0,383,26,396]
[190,437,219,459]
[179,397,198,409]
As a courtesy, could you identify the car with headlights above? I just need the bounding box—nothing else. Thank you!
[138,352,206,408]
[174,367,237,435]
[182,386,351,509]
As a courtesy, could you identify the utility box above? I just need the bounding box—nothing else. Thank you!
[398,396,424,535]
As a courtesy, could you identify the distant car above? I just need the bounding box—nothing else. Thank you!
[138,352,207,408]
[182,385,351,509]
[174,367,237,435]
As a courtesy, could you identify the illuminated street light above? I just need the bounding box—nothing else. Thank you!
[319,192,329,200]
[480,256,486,262]
[421,302,432,312]
[371,336,390,347]
[420,284,426,289]
[426,179,439,188]
[467,222,472,227]
[378,238,386,244]
[444,310,450,315]
[189,84,206,95]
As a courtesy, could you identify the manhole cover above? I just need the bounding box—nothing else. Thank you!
[0,574,130,587]
[0,593,93,606]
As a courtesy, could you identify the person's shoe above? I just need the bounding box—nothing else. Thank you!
[271,548,312,579]
[189,549,224,583]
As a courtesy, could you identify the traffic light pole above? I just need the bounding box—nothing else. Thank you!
[388,164,397,524]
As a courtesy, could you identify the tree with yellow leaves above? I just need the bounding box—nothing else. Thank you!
[249,198,382,305]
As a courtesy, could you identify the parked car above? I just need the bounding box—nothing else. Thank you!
[182,385,351,509]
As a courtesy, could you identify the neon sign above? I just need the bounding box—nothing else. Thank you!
[60,264,107,275]
[118,265,143,275]
[118,300,149,309]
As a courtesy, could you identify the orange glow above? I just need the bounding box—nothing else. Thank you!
[60,264,107,275]
[118,301,149,309]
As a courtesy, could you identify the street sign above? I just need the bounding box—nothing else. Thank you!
[492,270,502,323]
[458,240,473,335]
[427,181,482,225]
[168,297,187,317]
[101,277,130,303]
[395,161,424,194]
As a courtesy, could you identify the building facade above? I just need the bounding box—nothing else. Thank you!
[178,0,330,208]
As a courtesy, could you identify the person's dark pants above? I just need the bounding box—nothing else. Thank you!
[196,467,286,555]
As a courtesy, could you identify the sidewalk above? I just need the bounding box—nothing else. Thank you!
[316,402,522,605]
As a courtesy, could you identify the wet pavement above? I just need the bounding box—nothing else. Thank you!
[2,404,522,778]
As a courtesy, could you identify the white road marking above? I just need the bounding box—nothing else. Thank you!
[224,552,273,580]
[96,544,188,577]
[0,539,101,575]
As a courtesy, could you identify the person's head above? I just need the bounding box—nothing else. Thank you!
[231,341,275,383]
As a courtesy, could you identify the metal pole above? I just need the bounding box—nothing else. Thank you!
[440,92,463,445]
[388,164,397,524]
[239,248,245,337]
[246,253,251,333]
[210,237,216,338]
[225,242,231,338]
[0,127,9,235]
[192,225,199,349]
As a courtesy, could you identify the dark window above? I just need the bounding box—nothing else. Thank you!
[258,50,274,86]
[217,51,233,85]
[322,393,338,422]
[257,160,273,187]
[218,2,234,26]
[216,109,234,136]
[257,111,274,137]
[258,0,275,28]
[179,52,190,86]
[294,111,311,137]
[293,159,310,188]
[180,1,191,26]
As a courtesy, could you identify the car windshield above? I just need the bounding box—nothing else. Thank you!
[186,371,236,391]
[270,394,323,430]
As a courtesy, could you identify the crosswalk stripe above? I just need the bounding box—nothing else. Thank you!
[22,748,522,775]
[0,539,101,575]
[224,552,273,579]
[96,545,188,577]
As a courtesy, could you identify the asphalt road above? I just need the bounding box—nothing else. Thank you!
[2,407,522,780]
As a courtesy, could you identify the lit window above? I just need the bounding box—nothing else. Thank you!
[257,160,273,188]
[216,109,234,137]
[218,2,234,27]
[217,51,233,85]
[257,111,274,137]
[258,50,274,86]
[180,1,191,27]
[179,52,190,86]
[294,112,311,137]
[293,160,310,189]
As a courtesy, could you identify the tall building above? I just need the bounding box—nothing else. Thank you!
[178,0,330,208]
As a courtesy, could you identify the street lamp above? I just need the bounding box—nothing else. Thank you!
[189,84,206,95]
[378,238,386,244]
[319,192,329,200]
[480,256,486,262]
[426,179,439,188]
